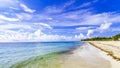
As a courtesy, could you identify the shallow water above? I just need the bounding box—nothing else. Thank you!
[0,41,83,68]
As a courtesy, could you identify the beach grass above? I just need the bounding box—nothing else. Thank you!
[10,52,65,68]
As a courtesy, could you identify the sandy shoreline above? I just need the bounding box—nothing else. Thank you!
[88,41,120,60]
[88,41,120,68]
[61,42,111,68]
[60,41,120,68]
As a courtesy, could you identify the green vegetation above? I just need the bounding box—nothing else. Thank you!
[112,33,120,41]
[10,52,65,68]
[82,33,120,41]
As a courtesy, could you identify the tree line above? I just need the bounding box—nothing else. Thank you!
[82,33,120,41]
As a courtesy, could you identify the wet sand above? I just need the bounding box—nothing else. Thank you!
[61,42,111,68]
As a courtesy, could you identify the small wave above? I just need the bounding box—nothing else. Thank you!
[10,51,65,68]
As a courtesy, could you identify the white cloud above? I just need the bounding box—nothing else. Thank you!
[50,11,120,26]
[99,22,112,30]
[76,0,98,9]
[0,0,120,41]
[34,14,53,20]
[0,29,75,42]
[9,7,19,10]
[34,29,44,37]
[0,20,5,23]
[81,13,120,25]
[75,21,113,38]
[34,23,53,29]
[81,13,109,25]
[63,0,75,8]
[20,3,35,13]
[0,30,33,42]
[45,6,63,14]
[45,0,75,14]
[87,30,94,37]
[74,33,86,40]
[79,2,91,8]
[0,24,33,30]
[39,23,53,29]
[76,21,113,38]
[98,21,112,33]
[0,0,19,8]
[0,0,35,13]
[0,15,19,21]
[76,27,93,30]
[16,13,33,21]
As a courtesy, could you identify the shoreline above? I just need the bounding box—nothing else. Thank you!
[88,41,120,68]
[88,41,120,61]
[10,41,120,68]
[10,52,66,68]
[61,42,111,68]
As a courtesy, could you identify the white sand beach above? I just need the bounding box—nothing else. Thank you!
[88,41,120,68]
[61,41,120,68]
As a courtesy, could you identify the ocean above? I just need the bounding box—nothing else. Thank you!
[0,41,84,68]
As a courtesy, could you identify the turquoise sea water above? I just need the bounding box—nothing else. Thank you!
[0,41,83,68]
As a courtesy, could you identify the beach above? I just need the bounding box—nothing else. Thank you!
[11,42,113,68]
[61,42,111,68]
[3,41,120,68]
[60,41,120,68]
[88,41,120,68]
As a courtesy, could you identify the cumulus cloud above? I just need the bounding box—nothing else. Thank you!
[34,29,44,37]
[99,22,112,31]
[2,31,35,42]
[0,0,120,41]
[74,33,86,40]
[0,23,74,42]
[87,30,94,37]
[0,29,74,42]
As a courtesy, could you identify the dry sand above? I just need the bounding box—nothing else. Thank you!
[61,42,112,68]
[88,41,120,68]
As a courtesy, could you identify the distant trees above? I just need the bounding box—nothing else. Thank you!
[82,33,120,41]
[112,34,120,41]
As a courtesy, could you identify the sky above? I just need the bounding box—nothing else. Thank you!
[0,0,120,42]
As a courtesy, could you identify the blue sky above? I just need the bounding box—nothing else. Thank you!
[0,0,120,42]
